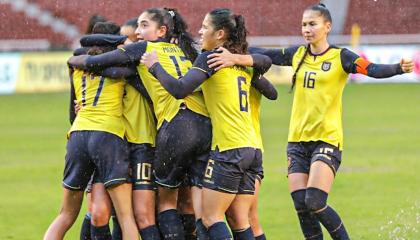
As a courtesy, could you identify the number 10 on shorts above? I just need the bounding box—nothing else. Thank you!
[137,163,152,181]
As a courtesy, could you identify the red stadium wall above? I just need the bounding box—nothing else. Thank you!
[1,0,419,48]
[0,4,71,46]
[25,0,314,35]
[344,0,420,35]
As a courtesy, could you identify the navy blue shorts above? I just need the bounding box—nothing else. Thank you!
[63,131,129,190]
[129,143,156,191]
[202,147,261,195]
[154,108,211,188]
[287,141,342,175]
[255,149,264,183]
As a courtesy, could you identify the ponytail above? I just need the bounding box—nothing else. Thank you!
[289,44,309,93]
[145,8,198,61]
[208,8,249,54]
[165,8,198,61]
[306,3,332,23]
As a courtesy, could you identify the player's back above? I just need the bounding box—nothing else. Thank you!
[70,68,126,138]
[201,65,258,151]
[137,41,208,129]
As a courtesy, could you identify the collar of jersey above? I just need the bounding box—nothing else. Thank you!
[308,44,338,56]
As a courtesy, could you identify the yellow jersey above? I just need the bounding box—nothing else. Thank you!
[123,84,156,145]
[123,41,208,129]
[289,46,348,149]
[250,86,263,151]
[201,65,258,151]
[69,69,125,138]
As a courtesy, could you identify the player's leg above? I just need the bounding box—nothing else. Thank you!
[201,148,256,240]
[248,150,265,240]
[110,207,122,240]
[107,183,138,240]
[226,194,255,240]
[90,183,112,240]
[287,142,323,240]
[236,179,264,240]
[130,143,161,240]
[154,109,209,240]
[90,131,139,240]
[178,185,197,240]
[44,131,93,240]
[80,185,92,240]
[154,133,185,240]
[226,153,262,240]
[306,142,349,240]
[44,189,84,240]
[202,188,236,240]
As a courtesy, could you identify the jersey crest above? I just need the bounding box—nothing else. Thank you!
[322,61,331,71]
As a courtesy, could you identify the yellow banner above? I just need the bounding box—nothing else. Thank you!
[264,65,293,85]
[16,52,72,93]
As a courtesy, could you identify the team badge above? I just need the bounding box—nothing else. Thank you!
[321,61,331,71]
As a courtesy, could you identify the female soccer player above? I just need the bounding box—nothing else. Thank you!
[140,8,273,240]
[68,8,212,240]
[207,3,414,240]
[225,82,277,240]
[44,30,139,240]
[74,29,159,239]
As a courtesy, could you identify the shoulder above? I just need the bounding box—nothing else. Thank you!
[119,41,148,53]
[338,47,361,73]
[339,47,359,60]
[285,45,304,54]
[192,50,216,76]
[292,45,309,57]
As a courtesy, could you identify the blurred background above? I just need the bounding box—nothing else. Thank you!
[0,0,419,94]
[0,1,419,239]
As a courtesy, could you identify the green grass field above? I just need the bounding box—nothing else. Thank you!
[1,83,419,240]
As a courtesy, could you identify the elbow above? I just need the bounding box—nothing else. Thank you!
[262,56,272,70]
[258,55,272,74]
[268,90,278,100]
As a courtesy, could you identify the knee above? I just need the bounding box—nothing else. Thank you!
[58,211,79,227]
[225,210,238,229]
[291,189,307,211]
[202,215,223,228]
[91,204,112,226]
[134,206,155,229]
[304,187,328,212]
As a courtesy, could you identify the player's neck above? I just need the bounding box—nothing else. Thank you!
[310,41,330,55]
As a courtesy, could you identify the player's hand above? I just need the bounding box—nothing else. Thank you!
[67,55,88,69]
[207,47,236,71]
[74,100,81,114]
[141,51,159,69]
[400,58,414,73]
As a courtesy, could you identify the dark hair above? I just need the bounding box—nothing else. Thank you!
[92,21,120,35]
[86,14,107,34]
[289,44,309,92]
[123,17,138,28]
[88,22,120,55]
[306,3,332,23]
[144,8,198,61]
[208,8,248,54]
[290,3,331,92]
